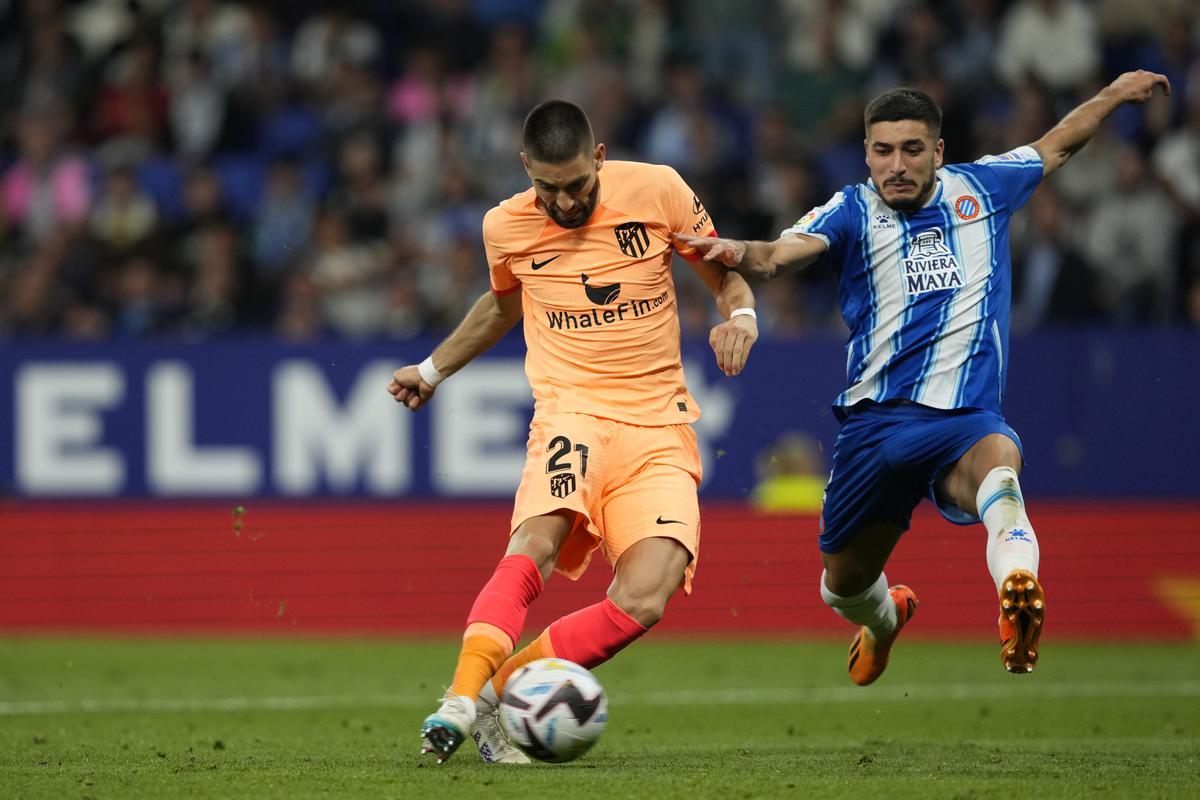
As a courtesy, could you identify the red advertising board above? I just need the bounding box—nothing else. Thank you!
[1,502,1197,639]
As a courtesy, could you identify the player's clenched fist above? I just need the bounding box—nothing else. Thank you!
[673,233,745,268]
[709,314,758,377]
[1104,70,1170,104]
[387,365,435,411]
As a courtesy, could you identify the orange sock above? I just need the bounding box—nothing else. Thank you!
[448,554,545,700]
[449,623,513,700]
[489,628,556,697]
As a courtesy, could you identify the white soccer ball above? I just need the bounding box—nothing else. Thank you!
[499,658,607,763]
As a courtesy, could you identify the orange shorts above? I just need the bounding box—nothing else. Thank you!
[510,412,703,593]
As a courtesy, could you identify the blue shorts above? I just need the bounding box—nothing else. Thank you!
[819,401,1023,553]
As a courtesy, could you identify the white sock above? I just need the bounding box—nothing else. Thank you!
[976,466,1040,591]
[820,570,897,638]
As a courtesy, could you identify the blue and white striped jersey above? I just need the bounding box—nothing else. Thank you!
[785,146,1044,418]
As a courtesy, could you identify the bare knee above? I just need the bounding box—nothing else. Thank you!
[822,561,878,598]
[821,530,898,598]
[607,583,670,628]
[820,546,888,597]
[506,511,574,583]
[607,537,690,627]
[942,434,1022,515]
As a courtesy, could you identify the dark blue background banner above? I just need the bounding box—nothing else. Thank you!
[1,332,1196,499]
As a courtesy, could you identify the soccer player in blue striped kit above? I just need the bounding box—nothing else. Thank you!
[678,70,1170,684]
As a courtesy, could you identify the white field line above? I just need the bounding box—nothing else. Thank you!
[2,680,1198,716]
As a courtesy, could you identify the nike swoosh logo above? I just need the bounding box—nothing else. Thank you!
[531,255,560,270]
[656,516,686,525]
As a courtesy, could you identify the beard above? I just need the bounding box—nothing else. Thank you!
[881,173,937,212]
[546,178,600,228]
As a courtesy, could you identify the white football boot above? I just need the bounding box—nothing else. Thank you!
[420,694,475,764]
[471,682,531,764]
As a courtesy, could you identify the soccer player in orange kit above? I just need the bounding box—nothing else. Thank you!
[388,100,759,764]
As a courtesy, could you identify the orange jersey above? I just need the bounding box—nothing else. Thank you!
[483,160,716,426]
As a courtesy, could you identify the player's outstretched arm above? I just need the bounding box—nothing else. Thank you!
[690,257,759,377]
[673,233,827,281]
[1032,70,1170,178]
[387,289,523,411]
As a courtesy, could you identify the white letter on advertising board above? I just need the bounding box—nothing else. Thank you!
[431,361,530,494]
[273,360,411,494]
[147,362,262,494]
[16,363,125,494]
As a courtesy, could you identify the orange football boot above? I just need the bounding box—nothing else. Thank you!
[847,585,918,686]
[998,569,1044,673]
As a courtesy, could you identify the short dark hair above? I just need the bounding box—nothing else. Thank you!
[864,88,942,137]
[522,100,594,163]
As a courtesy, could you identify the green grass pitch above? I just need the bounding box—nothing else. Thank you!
[2,637,1198,799]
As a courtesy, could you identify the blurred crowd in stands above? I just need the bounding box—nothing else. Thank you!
[1,0,1198,341]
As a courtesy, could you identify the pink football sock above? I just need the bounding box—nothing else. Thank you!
[465,554,544,646]
[547,597,649,669]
